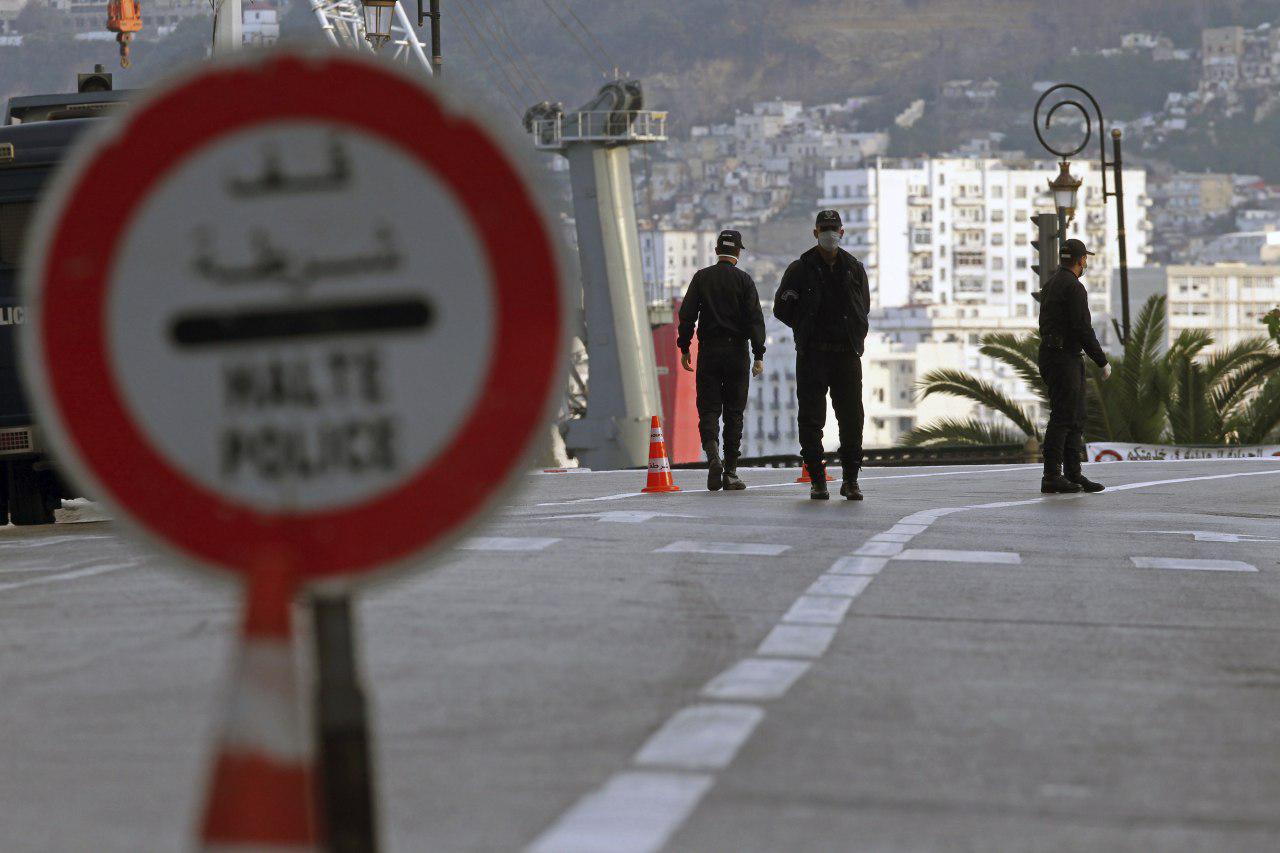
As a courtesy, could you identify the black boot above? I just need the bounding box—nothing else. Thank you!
[1041,460,1082,494]
[1066,469,1105,493]
[721,452,746,491]
[705,443,723,492]
[809,463,829,500]
[840,470,863,501]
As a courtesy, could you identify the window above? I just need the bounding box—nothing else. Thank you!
[1017,281,1027,292]
[1015,234,1028,246]
[1016,258,1027,269]
[992,233,1004,246]
[1015,186,1027,199]
[991,210,1005,223]
[992,185,1004,198]
[1016,304,1028,317]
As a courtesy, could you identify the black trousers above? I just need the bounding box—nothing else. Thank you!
[696,341,750,463]
[1039,352,1086,474]
[797,349,864,475]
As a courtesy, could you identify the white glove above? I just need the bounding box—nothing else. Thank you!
[1101,363,1112,381]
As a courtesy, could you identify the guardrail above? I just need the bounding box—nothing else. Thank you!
[668,443,1039,470]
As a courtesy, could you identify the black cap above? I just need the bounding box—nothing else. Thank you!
[815,209,843,229]
[716,229,745,254]
[1060,238,1095,260]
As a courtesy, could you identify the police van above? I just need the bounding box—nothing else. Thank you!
[0,69,128,524]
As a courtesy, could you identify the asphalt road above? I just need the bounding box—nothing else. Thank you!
[3,460,1280,852]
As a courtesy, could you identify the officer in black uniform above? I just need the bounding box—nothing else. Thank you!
[773,210,871,501]
[1036,238,1111,494]
[677,230,766,491]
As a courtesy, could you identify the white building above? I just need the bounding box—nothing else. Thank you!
[819,157,1150,320]
[243,0,279,45]
[638,229,717,303]
[1117,265,1280,349]
[861,303,1043,446]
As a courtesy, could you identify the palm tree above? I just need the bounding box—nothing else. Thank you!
[898,294,1280,448]
[898,332,1044,447]
[1084,294,1168,444]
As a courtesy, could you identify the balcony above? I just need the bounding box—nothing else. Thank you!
[529,110,669,150]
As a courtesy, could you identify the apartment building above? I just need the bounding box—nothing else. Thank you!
[1116,264,1280,349]
[638,228,717,303]
[819,157,1149,318]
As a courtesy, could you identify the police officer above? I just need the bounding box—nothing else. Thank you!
[773,210,870,501]
[1037,238,1111,494]
[677,230,766,491]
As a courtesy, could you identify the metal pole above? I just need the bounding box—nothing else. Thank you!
[212,0,242,55]
[1111,128,1131,345]
[311,590,380,853]
[429,0,442,77]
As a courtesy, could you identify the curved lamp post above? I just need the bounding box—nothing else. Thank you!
[1033,83,1132,345]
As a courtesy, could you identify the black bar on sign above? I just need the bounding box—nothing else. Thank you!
[170,298,433,348]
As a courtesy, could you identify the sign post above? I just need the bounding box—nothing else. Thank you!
[21,52,569,849]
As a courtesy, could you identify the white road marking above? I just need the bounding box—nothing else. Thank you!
[700,659,812,702]
[894,549,1021,564]
[806,575,873,598]
[544,511,700,524]
[756,624,838,658]
[526,770,714,853]
[828,556,889,576]
[0,534,115,548]
[854,541,904,557]
[527,463,1280,852]
[654,540,789,556]
[458,537,560,552]
[633,704,765,770]
[1131,557,1258,573]
[869,532,914,543]
[1128,530,1280,543]
[0,561,136,592]
[782,595,855,625]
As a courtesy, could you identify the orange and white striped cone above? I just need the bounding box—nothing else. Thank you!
[200,564,320,852]
[641,415,681,493]
[795,462,834,484]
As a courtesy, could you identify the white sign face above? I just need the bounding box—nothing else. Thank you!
[107,123,493,512]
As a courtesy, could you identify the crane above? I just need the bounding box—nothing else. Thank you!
[106,0,142,68]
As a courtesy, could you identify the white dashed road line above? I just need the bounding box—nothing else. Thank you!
[654,541,790,557]
[458,537,561,552]
[0,561,137,593]
[632,704,765,771]
[894,549,1022,564]
[700,659,812,702]
[526,464,1280,853]
[1131,557,1258,573]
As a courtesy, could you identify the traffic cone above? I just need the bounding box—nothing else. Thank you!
[795,462,834,484]
[641,415,681,493]
[200,565,320,851]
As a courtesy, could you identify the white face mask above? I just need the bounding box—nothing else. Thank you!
[817,231,841,251]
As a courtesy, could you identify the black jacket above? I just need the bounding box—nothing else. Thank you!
[1036,266,1108,367]
[677,260,767,360]
[772,246,871,356]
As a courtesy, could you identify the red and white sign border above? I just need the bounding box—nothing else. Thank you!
[21,51,571,585]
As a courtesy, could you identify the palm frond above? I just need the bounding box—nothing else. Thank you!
[898,418,1026,448]
[978,332,1047,405]
[916,368,1038,437]
[1226,371,1280,444]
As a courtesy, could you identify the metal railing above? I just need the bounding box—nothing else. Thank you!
[530,110,668,149]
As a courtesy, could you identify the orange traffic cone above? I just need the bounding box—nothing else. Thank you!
[200,568,320,852]
[641,415,681,493]
[795,462,834,484]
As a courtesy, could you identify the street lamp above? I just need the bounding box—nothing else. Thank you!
[1033,83,1133,345]
[361,0,395,48]
[1048,159,1082,220]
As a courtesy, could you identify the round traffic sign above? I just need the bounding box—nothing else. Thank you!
[22,52,569,583]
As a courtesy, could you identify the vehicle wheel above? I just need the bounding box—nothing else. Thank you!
[8,460,55,526]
